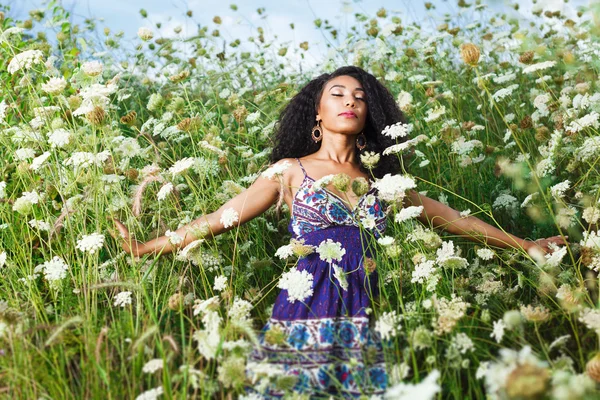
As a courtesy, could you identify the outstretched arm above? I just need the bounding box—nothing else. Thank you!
[402,190,568,254]
[111,161,285,257]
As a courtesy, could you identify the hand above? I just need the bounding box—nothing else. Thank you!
[108,217,145,257]
[526,235,569,258]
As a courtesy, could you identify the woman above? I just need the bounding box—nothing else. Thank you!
[111,66,567,398]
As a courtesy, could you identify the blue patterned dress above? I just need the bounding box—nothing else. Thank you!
[244,157,390,398]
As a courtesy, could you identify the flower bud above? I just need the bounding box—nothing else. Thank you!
[460,43,480,66]
[168,292,184,310]
[505,363,550,398]
[352,177,369,197]
[503,310,523,329]
[332,173,351,193]
[586,353,600,382]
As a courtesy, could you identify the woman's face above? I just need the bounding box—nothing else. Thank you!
[316,75,367,136]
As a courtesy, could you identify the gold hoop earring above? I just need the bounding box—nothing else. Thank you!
[311,120,322,143]
[356,132,366,150]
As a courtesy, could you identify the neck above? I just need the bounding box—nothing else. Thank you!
[313,130,358,164]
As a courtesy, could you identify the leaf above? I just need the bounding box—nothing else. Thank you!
[77,37,87,52]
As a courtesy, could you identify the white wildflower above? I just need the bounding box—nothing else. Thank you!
[578,308,600,335]
[436,241,469,269]
[63,151,111,169]
[521,192,538,208]
[219,208,239,229]
[522,60,556,74]
[311,174,335,191]
[193,310,222,360]
[142,359,163,374]
[213,275,227,292]
[0,100,8,122]
[192,296,220,316]
[492,84,519,102]
[48,129,72,148]
[543,245,567,268]
[113,291,132,307]
[476,248,494,261]
[331,263,348,291]
[274,243,294,259]
[360,151,380,169]
[382,122,413,139]
[384,369,441,400]
[550,180,570,200]
[0,27,24,44]
[41,77,67,95]
[396,91,413,111]
[382,135,428,155]
[75,83,117,115]
[316,239,346,263]
[277,267,314,303]
[395,205,423,223]
[246,111,261,124]
[137,27,154,41]
[34,256,69,281]
[82,60,103,77]
[432,294,469,335]
[76,232,105,254]
[493,72,517,84]
[30,151,51,171]
[492,193,519,211]
[12,190,41,214]
[375,310,403,341]
[135,386,163,400]
[556,206,577,229]
[157,183,174,201]
[168,157,195,176]
[377,236,396,246]
[566,111,600,133]
[261,160,291,180]
[533,93,551,115]
[424,105,446,123]
[7,49,44,74]
[411,259,437,284]
[575,136,600,162]
[28,219,51,231]
[228,297,253,323]
[372,173,417,202]
[165,230,183,246]
[453,332,474,354]
[15,148,36,160]
[582,206,600,225]
[491,319,505,343]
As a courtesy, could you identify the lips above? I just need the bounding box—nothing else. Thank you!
[339,111,357,118]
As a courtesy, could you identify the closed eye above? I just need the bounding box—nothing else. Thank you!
[332,94,365,101]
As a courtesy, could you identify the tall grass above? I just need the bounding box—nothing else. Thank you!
[0,1,599,399]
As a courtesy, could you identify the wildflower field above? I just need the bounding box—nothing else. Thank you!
[1,0,600,398]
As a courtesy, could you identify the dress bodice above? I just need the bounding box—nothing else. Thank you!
[287,158,387,238]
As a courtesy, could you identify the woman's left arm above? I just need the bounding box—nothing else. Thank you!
[402,190,568,255]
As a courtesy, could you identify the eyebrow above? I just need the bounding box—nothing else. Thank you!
[328,84,365,92]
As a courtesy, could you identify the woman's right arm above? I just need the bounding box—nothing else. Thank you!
[110,160,289,257]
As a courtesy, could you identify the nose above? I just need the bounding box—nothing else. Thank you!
[345,97,355,107]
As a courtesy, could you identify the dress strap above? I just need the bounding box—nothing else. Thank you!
[295,157,307,178]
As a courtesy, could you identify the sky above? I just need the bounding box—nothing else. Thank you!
[3,0,590,69]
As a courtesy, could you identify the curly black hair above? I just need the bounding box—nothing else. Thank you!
[269,65,410,178]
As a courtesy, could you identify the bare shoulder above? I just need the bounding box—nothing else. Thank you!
[266,157,302,187]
